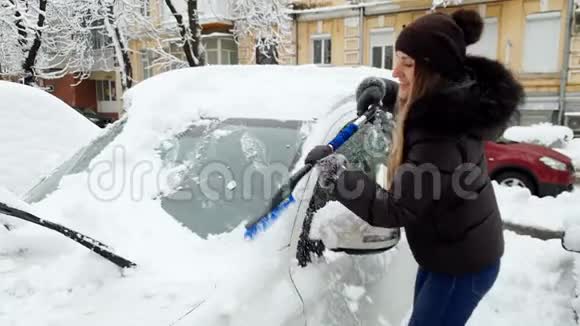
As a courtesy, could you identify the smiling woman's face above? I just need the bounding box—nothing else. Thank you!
[392,51,415,102]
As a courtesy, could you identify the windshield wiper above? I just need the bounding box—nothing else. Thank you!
[0,202,136,269]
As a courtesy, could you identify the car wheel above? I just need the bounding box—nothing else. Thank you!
[494,171,537,195]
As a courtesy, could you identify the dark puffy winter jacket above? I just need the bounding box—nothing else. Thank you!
[335,56,524,274]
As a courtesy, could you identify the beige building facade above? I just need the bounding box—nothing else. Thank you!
[289,0,580,132]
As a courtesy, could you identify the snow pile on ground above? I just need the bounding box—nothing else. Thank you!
[0,81,100,196]
[503,123,574,148]
[495,183,580,232]
[470,231,576,326]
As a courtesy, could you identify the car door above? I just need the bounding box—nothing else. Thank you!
[288,106,417,326]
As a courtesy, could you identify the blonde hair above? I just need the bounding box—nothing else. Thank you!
[386,64,444,190]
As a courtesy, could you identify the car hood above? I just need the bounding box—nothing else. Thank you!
[492,141,573,164]
[1,181,298,326]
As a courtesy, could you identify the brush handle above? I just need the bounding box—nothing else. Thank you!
[328,105,378,151]
[328,123,359,151]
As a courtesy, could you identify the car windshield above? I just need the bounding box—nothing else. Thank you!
[158,118,309,238]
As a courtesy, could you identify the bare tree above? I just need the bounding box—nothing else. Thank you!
[0,0,292,86]
[0,0,97,84]
[0,0,155,88]
[0,0,49,85]
[98,0,134,89]
[21,0,45,84]
[231,0,292,64]
[157,0,292,67]
[163,0,202,66]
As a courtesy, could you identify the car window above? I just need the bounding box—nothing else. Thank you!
[23,118,127,203]
[158,118,310,238]
[296,111,394,266]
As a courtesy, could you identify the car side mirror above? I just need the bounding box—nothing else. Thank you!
[561,226,580,253]
[309,202,400,255]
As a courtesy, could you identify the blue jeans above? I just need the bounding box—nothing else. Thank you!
[408,260,500,326]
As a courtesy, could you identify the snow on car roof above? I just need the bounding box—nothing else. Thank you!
[0,81,100,196]
[124,65,394,122]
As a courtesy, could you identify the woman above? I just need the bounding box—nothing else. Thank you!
[305,9,524,326]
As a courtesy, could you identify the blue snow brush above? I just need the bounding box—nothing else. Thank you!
[244,104,382,240]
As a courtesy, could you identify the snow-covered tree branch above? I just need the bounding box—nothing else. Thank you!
[0,0,294,85]
[163,0,202,67]
[0,0,155,88]
[156,0,292,67]
[431,0,463,10]
[21,0,45,85]
[231,0,292,63]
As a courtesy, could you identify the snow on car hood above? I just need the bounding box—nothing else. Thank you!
[0,81,100,196]
[1,66,394,325]
[1,182,303,325]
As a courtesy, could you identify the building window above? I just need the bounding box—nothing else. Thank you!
[523,12,561,73]
[370,28,394,69]
[141,0,150,17]
[467,17,498,59]
[96,80,116,102]
[91,28,112,50]
[141,49,158,80]
[312,36,331,64]
[203,37,238,65]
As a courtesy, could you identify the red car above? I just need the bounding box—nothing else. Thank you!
[485,138,576,197]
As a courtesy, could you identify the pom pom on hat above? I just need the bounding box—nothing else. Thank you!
[452,9,484,46]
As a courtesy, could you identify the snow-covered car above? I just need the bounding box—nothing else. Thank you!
[0,81,100,196]
[486,138,575,197]
[2,66,417,326]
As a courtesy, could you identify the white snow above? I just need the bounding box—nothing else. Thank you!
[495,182,580,232]
[557,138,580,171]
[470,231,576,326]
[343,284,366,313]
[0,81,100,196]
[310,201,365,248]
[124,65,394,122]
[503,123,575,148]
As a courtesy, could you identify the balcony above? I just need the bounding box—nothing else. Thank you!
[89,48,117,72]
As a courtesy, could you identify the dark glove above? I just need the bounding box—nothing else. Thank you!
[316,153,349,190]
[356,77,399,117]
[305,145,333,165]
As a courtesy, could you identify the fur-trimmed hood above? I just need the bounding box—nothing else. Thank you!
[404,56,524,140]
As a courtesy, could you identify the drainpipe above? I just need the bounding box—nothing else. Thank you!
[294,14,299,65]
[358,5,364,65]
[558,0,575,125]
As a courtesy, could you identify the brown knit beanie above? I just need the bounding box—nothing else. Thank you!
[395,9,484,80]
